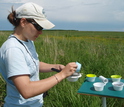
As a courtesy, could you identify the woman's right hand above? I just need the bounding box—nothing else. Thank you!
[59,62,77,78]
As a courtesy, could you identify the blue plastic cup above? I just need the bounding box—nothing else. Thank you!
[75,62,81,72]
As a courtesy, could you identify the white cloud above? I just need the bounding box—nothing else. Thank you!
[0,0,28,3]
[33,0,124,23]
[0,0,124,31]
[113,11,124,21]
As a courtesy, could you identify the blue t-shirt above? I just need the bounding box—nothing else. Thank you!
[0,35,43,107]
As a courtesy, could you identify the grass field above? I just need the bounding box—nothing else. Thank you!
[0,30,124,107]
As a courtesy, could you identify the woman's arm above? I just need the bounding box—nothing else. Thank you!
[12,73,63,99]
[39,62,65,72]
[12,62,77,99]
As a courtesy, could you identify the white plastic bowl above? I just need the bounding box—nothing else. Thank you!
[93,82,105,91]
[67,73,82,82]
[112,82,124,91]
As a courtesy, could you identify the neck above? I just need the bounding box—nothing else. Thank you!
[13,27,28,41]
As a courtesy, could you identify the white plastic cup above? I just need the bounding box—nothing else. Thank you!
[93,82,105,91]
[99,76,108,84]
[112,82,124,91]
[75,62,81,72]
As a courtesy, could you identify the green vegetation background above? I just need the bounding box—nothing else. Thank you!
[0,30,124,107]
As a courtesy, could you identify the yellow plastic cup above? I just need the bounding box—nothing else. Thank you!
[86,74,96,77]
[111,75,122,82]
[86,74,96,82]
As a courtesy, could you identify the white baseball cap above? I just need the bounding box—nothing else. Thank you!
[15,2,55,29]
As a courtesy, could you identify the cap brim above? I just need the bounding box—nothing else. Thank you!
[34,19,55,29]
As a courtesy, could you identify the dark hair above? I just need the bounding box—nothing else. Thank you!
[7,6,21,28]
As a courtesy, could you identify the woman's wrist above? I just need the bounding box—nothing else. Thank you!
[54,72,66,83]
[54,74,60,83]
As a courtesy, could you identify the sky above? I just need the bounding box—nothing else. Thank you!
[0,0,124,31]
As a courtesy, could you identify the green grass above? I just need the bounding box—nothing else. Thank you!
[0,30,124,107]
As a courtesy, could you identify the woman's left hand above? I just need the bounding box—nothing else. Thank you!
[55,64,65,71]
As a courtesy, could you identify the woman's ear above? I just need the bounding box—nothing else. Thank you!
[20,18,27,28]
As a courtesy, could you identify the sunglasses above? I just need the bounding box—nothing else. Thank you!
[26,19,43,31]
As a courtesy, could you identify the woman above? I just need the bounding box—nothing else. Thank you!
[0,2,77,107]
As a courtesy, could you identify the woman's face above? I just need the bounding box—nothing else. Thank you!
[20,18,43,41]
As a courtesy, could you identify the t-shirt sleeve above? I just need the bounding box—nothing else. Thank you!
[4,47,30,78]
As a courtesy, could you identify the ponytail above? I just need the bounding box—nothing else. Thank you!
[7,6,21,28]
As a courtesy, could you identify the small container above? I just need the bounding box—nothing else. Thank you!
[99,76,108,84]
[86,74,96,82]
[93,82,105,91]
[67,73,82,82]
[75,62,82,72]
[112,82,124,91]
[111,75,122,82]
